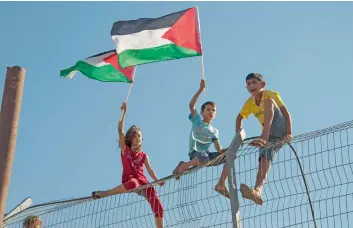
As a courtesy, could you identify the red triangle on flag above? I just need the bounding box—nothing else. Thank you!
[103,53,135,82]
[162,8,202,53]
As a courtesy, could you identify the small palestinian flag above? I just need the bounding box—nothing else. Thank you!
[111,7,202,68]
[60,50,135,82]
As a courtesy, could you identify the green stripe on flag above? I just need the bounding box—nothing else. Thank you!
[119,44,201,68]
[60,60,132,83]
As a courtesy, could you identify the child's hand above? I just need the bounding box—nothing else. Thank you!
[249,138,267,148]
[121,102,127,112]
[283,134,292,141]
[158,181,165,186]
[270,134,292,147]
[199,79,206,92]
[281,134,292,145]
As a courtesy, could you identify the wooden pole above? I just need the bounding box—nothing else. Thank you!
[196,6,206,95]
[0,66,25,227]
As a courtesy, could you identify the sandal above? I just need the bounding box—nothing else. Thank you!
[92,191,102,200]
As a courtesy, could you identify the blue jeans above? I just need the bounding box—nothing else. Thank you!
[188,150,226,166]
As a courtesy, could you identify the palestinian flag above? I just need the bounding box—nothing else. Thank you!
[111,7,202,68]
[60,50,135,82]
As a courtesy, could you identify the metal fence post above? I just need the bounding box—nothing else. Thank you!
[226,129,246,228]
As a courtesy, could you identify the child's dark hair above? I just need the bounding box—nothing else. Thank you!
[246,72,264,82]
[124,125,142,147]
[201,101,216,112]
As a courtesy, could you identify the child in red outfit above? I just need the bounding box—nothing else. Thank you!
[92,102,165,228]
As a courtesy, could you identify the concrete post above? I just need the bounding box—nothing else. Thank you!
[0,66,25,227]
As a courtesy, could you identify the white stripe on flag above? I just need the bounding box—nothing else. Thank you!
[66,70,78,79]
[112,28,172,53]
[84,52,115,67]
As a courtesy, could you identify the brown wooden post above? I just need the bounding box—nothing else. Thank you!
[0,66,25,226]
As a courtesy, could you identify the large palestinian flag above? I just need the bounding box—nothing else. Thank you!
[111,7,202,68]
[60,50,135,83]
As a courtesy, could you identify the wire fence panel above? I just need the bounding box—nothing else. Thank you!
[3,120,353,228]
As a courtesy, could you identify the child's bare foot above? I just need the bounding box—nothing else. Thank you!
[172,161,184,180]
[214,183,230,199]
[92,191,105,199]
[240,184,263,205]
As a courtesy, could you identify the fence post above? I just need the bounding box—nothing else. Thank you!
[226,129,246,228]
[0,66,26,227]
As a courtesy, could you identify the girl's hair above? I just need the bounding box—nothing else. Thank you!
[23,215,42,228]
[124,125,142,147]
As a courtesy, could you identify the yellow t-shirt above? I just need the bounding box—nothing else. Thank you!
[239,90,285,125]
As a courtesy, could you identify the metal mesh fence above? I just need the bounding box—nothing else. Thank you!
[236,120,353,228]
[3,120,353,228]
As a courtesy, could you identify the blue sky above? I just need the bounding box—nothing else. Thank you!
[1,1,353,215]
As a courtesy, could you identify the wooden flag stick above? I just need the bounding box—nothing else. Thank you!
[196,6,206,95]
[125,67,137,103]
[120,67,136,121]
[125,83,133,104]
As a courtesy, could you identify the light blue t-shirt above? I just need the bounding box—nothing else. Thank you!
[188,112,219,153]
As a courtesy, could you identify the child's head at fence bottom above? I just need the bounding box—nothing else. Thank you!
[23,215,42,228]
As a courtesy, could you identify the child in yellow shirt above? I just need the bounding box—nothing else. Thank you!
[236,73,292,205]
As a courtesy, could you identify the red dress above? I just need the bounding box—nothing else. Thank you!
[121,146,148,184]
[121,146,164,218]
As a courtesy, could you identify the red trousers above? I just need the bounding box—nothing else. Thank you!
[123,177,164,218]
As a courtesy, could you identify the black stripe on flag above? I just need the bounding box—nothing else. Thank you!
[85,50,116,59]
[111,8,191,36]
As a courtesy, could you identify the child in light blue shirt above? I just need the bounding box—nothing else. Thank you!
[189,111,219,153]
[173,79,230,199]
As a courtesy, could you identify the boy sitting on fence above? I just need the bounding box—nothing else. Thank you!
[236,72,292,205]
[173,79,230,198]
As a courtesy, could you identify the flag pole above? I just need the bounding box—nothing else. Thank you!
[196,6,206,95]
[119,67,136,121]
[125,67,136,104]
[125,83,133,103]
[120,82,133,121]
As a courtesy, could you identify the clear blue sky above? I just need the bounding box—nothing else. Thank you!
[1,1,353,214]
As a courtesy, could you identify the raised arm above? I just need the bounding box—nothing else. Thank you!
[189,79,206,117]
[118,102,127,154]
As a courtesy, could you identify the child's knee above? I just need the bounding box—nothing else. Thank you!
[196,158,209,167]
[155,210,164,218]
[194,159,202,166]
[189,157,201,166]
[194,154,209,166]
[124,178,140,190]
